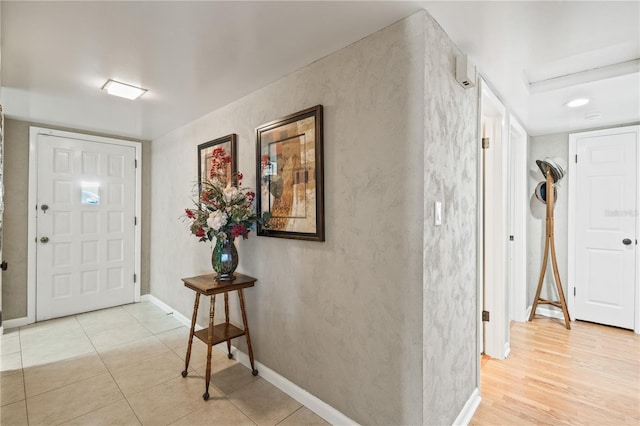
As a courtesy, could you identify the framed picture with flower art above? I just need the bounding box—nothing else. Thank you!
[256,105,324,241]
[187,133,267,281]
[198,134,237,189]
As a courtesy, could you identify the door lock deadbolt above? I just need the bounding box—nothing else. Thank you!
[40,236,50,244]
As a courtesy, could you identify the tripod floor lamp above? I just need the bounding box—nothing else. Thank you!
[529,157,571,329]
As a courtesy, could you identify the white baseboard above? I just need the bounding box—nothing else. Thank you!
[143,294,357,426]
[528,305,566,320]
[141,294,193,328]
[452,387,481,426]
[3,316,29,330]
[230,346,358,425]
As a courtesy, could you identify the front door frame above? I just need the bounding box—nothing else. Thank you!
[568,124,640,334]
[27,127,142,324]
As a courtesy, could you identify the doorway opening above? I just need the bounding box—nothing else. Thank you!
[478,79,529,361]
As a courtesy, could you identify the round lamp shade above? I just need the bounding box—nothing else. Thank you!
[536,157,566,182]
[534,181,557,204]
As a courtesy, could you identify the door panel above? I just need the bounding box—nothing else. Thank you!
[575,131,636,329]
[37,135,136,321]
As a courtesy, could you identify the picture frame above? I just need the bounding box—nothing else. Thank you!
[256,105,324,241]
[198,134,237,189]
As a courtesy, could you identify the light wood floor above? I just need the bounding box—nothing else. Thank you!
[471,318,640,425]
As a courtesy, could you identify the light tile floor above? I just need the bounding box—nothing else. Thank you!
[0,302,330,426]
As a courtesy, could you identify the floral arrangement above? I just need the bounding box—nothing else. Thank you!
[184,147,269,244]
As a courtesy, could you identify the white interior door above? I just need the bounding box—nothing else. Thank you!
[573,128,637,330]
[36,134,137,321]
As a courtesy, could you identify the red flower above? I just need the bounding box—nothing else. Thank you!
[185,208,195,219]
[195,227,205,237]
[245,191,255,203]
[231,224,247,239]
[201,191,210,202]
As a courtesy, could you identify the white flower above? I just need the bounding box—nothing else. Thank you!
[207,210,228,231]
[223,184,239,203]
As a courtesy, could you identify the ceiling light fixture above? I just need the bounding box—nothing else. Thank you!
[102,79,147,100]
[566,98,589,108]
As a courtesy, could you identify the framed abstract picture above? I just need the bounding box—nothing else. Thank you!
[198,134,237,189]
[256,105,324,241]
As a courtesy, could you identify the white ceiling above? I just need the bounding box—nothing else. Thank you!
[2,1,639,140]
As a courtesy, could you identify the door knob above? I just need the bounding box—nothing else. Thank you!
[41,204,49,212]
[622,238,632,245]
[40,236,49,244]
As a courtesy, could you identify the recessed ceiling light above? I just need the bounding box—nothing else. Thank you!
[584,112,602,121]
[102,79,147,100]
[566,98,589,108]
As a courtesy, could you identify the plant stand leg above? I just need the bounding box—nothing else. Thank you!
[203,294,216,400]
[182,293,200,377]
[238,289,258,376]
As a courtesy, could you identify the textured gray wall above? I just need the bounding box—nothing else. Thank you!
[150,11,479,424]
[422,13,479,425]
[3,119,30,320]
[1,118,152,320]
[151,13,427,425]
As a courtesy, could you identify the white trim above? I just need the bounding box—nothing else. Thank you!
[27,127,142,324]
[452,388,481,426]
[475,79,483,392]
[568,133,577,322]
[2,316,29,330]
[142,294,358,425]
[479,79,509,360]
[140,294,193,328]
[231,348,359,426]
[568,125,640,334]
[534,306,566,320]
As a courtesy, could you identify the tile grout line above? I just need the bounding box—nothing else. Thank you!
[73,311,145,426]
[18,328,31,426]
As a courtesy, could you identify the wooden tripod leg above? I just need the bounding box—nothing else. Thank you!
[529,230,550,321]
[182,293,200,377]
[550,233,571,329]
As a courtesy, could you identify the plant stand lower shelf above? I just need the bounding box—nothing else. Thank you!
[180,273,258,401]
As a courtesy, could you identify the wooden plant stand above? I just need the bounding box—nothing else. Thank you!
[181,273,258,400]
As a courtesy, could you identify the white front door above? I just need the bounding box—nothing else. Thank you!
[36,133,137,321]
[573,127,637,330]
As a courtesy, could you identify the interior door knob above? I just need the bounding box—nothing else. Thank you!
[40,236,49,244]
[41,204,49,212]
[622,238,632,245]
